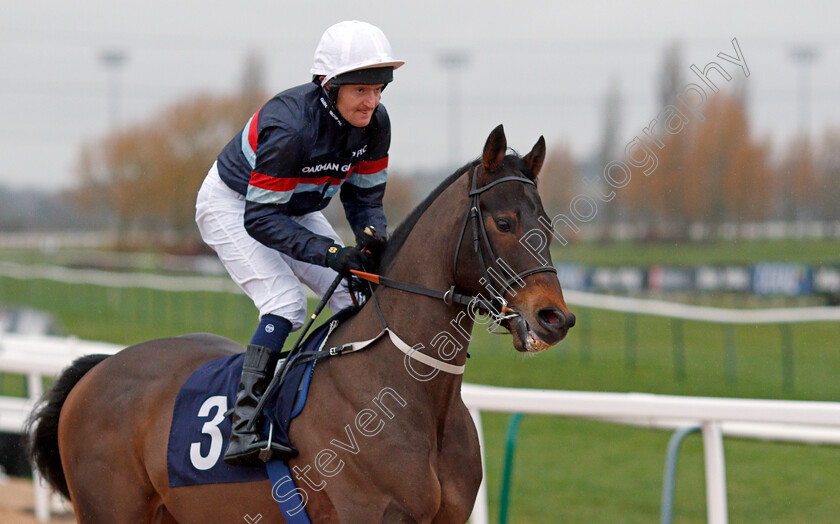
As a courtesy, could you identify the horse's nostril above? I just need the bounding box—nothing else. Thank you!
[536,307,575,332]
[537,307,564,329]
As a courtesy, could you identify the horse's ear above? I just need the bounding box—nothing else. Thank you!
[482,124,507,172]
[523,136,546,178]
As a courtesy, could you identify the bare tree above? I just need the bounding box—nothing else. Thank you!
[73,91,265,248]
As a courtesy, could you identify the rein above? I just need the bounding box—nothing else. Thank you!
[264,166,560,390]
[306,166,560,374]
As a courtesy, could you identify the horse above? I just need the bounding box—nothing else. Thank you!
[27,124,575,523]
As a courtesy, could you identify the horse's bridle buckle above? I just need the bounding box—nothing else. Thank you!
[443,286,456,306]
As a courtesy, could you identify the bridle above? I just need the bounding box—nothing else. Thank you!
[355,164,557,323]
[451,165,557,317]
[256,164,560,401]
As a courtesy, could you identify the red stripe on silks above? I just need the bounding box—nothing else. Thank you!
[248,108,261,152]
[352,156,389,175]
[301,175,346,187]
[249,173,347,192]
[249,172,298,192]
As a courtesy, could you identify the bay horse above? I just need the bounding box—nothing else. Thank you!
[27,125,574,523]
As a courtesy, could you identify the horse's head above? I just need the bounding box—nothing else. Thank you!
[455,125,575,352]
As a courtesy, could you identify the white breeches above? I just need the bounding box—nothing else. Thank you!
[195,162,354,330]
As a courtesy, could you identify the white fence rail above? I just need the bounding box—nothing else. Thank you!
[0,261,237,292]
[0,333,121,521]
[462,384,840,524]
[564,289,840,324]
[3,333,840,523]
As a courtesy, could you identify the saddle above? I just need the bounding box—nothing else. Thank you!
[167,307,356,488]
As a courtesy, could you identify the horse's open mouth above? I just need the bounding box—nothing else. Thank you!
[507,315,552,353]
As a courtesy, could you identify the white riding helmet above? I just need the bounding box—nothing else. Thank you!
[311,20,404,86]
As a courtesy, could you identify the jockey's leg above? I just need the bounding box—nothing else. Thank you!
[196,166,307,465]
[224,314,297,465]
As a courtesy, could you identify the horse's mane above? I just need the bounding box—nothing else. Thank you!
[379,151,535,273]
[378,159,478,273]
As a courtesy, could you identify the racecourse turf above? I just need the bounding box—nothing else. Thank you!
[1,242,838,522]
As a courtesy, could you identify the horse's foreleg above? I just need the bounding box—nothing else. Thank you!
[333,501,423,523]
[156,505,180,524]
[381,501,422,523]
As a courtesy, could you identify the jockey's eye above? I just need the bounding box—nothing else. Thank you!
[495,218,513,232]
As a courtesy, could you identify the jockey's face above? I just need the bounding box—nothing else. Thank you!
[335,84,383,127]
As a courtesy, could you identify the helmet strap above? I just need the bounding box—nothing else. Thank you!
[326,83,341,106]
[318,86,348,128]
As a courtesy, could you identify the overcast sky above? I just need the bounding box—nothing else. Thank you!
[2,0,838,192]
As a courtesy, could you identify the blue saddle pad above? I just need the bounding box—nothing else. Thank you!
[167,318,335,488]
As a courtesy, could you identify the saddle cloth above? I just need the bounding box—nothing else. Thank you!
[167,316,337,488]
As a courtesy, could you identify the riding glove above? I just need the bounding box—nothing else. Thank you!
[355,225,388,259]
[325,244,369,276]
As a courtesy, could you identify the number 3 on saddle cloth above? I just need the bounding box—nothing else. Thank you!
[167,310,351,522]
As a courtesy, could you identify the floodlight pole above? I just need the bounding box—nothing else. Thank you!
[101,49,128,129]
[439,52,470,167]
[790,46,818,138]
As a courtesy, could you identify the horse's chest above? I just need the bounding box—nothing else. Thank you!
[431,411,483,520]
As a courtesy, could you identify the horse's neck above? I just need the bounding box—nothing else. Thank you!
[375,173,474,387]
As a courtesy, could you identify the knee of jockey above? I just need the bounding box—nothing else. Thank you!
[250,314,293,353]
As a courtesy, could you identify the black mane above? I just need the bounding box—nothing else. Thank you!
[379,159,477,272]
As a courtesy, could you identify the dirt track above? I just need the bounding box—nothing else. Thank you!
[0,477,75,523]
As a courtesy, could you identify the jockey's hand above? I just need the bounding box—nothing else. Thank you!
[355,225,388,259]
[325,244,369,277]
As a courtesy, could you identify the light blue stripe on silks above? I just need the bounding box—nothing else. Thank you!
[246,185,331,205]
[295,182,329,193]
[345,168,387,189]
[240,114,256,169]
[246,185,294,205]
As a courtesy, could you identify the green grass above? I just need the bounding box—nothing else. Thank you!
[0,277,258,345]
[1,272,839,523]
[465,315,840,523]
[0,247,169,271]
[551,238,840,267]
[478,414,840,524]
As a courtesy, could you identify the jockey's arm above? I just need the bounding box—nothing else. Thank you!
[243,124,338,266]
[243,200,336,267]
[340,109,390,239]
[340,175,388,239]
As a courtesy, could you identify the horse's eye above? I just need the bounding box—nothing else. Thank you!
[496,219,512,232]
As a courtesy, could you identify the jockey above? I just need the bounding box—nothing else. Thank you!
[195,20,403,466]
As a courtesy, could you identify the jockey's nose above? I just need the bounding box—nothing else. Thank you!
[363,92,378,109]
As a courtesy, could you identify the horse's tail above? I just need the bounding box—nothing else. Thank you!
[25,353,110,500]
